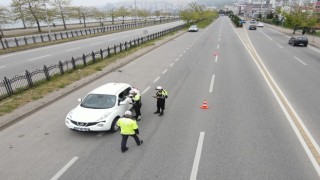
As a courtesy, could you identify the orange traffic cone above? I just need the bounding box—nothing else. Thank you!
[200,100,209,109]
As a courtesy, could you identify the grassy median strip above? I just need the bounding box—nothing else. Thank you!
[0,32,174,116]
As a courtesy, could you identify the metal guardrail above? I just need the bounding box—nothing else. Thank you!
[0,18,180,50]
[0,24,186,100]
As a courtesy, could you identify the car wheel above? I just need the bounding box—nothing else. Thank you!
[304,44,308,47]
[110,117,120,132]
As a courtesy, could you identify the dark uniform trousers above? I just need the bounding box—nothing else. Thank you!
[157,99,165,113]
[121,134,141,151]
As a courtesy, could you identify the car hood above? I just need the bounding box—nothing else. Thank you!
[70,106,113,123]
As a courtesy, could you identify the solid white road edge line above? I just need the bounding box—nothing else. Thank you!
[232,22,320,176]
[141,86,150,95]
[294,57,307,66]
[28,55,51,62]
[209,75,215,93]
[309,46,320,54]
[50,156,79,180]
[190,132,205,180]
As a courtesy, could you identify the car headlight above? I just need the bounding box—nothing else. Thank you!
[66,110,74,120]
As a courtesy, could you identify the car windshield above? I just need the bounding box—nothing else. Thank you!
[80,94,116,109]
[190,25,197,28]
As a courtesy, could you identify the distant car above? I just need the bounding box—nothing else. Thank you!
[249,25,257,30]
[250,19,257,24]
[256,22,264,27]
[65,83,133,132]
[288,36,308,47]
[188,25,198,32]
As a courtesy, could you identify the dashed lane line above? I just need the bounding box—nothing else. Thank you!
[162,69,168,75]
[169,63,174,67]
[215,56,218,63]
[294,57,307,66]
[27,55,51,62]
[153,76,160,83]
[65,47,80,52]
[209,75,215,93]
[142,86,151,94]
[50,156,79,180]
[190,132,205,180]
[276,43,283,48]
[0,66,5,69]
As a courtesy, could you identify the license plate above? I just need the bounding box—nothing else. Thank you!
[74,127,90,131]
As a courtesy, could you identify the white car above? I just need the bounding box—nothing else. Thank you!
[188,25,198,32]
[257,22,264,27]
[65,83,132,132]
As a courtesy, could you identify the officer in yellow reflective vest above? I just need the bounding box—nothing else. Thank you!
[153,86,168,116]
[129,89,142,121]
[117,111,143,153]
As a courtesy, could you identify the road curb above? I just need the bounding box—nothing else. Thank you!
[0,30,186,131]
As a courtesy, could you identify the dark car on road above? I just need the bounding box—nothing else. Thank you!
[248,25,257,30]
[288,36,308,47]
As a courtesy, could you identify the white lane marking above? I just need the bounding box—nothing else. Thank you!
[162,69,168,75]
[28,55,51,62]
[209,75,215,93]
[218,38,221,41]
[50,156,79,180]
[183,50,186,53]
[232,22,320,176]
[108,38,118,41]
[169,63,174,67]
[259,29,272,40]
[153,76,160,83]
[215,56,218,63]
[90,42,103,46]
[276,43,283,48]
[175,58,180,62]
[309,46,320,54]
[190,132,205,180]
[0,66,5,69]
[65,47,80,52]
[141,86,150,94]
[294,57,307,66]
[217,44,220,49]
[179,54,183,58]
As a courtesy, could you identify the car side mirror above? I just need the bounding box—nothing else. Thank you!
[78,98,82,102]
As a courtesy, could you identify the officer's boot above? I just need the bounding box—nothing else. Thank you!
[159,110,164,116]
[154,108,160,114]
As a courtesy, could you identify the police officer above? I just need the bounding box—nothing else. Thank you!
[153,86,168,116]
[129,89,142,121]
[117,111,143,153]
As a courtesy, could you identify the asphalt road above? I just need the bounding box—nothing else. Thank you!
[0,17,320,180]
[0,21,184,79]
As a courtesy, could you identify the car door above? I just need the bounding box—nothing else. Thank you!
[117,87,132,115]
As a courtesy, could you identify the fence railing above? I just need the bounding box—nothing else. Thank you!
[0,24,186,100]
[0,18,180,50]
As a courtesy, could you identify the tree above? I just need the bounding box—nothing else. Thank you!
[179,9,193,24]
[11,0,27,29]
[91,7,106,26]
[107,8,116,25]
[115,7,130,24]
[51,0,71,30]
[137,9,150,22]
[68,6,91,27]
[0,6,11,36]
[11,0,51,32]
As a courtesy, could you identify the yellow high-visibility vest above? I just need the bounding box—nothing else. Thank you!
[117,117,138,135]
